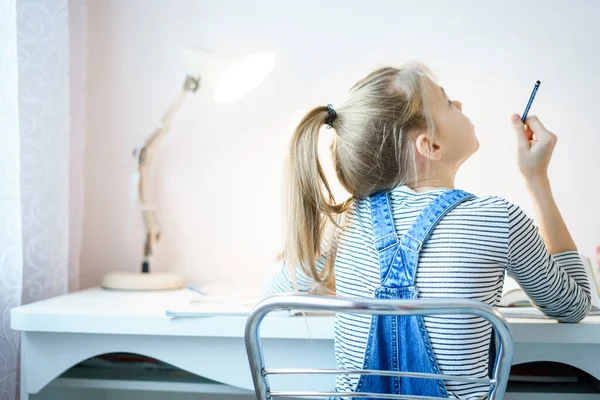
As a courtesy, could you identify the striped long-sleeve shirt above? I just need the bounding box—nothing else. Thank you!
[264,185,591,399]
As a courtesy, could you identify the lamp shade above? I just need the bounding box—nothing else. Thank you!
[183,48,275,103]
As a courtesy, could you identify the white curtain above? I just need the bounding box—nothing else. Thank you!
[0,0,84,398]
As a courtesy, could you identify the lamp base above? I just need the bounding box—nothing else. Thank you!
[101,271,185,290]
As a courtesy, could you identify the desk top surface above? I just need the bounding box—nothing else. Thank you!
[11,288,600,343]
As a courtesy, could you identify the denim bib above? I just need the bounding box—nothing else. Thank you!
[353,189,475,399]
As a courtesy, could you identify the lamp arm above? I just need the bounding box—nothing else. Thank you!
[136,75,200,273]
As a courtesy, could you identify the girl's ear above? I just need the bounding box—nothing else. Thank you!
[415,133,443,161]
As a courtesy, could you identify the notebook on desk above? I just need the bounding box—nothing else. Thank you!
[167,256,600,319]
[165,283,261,318]
[165,284,336,318]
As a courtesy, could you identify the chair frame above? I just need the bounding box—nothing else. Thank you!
[245,294,514,400]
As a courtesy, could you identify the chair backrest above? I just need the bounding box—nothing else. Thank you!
[245,294,514,400]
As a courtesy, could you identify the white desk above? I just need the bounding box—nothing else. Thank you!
[11,288,600,399]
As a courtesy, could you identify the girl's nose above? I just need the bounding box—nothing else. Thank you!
[453,100,463,111]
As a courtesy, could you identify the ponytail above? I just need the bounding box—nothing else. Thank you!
[284,106,352,292]
[282,63,438,293]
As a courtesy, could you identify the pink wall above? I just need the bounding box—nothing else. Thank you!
[80,0,600,288]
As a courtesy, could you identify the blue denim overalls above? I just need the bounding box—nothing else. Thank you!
[351,189,476,399]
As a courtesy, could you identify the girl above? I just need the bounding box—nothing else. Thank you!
[264,63,591,399]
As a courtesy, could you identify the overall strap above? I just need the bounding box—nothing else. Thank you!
[370,191,400,282]
[370,191,398,252]
[397,189,475,285]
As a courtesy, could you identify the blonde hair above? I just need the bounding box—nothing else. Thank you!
[284,63,438,292]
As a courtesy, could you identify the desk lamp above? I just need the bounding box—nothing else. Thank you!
[102,49,276,290]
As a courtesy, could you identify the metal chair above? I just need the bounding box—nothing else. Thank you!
[245,294,514,400]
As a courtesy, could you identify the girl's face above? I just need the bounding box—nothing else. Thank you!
[428,81,479,167]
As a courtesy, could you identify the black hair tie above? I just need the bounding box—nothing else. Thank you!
[325,104,337,129]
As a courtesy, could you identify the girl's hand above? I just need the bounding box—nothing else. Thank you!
[511,114,557,181]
